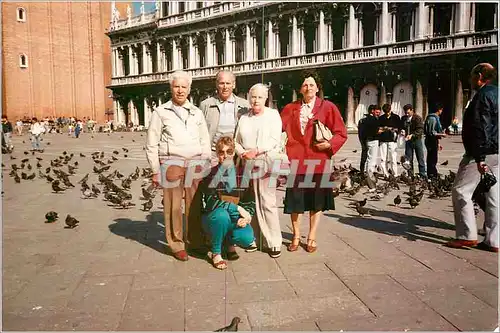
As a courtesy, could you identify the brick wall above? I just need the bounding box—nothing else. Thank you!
[2,2,130,123]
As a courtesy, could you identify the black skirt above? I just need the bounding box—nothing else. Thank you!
[283,174,335,214]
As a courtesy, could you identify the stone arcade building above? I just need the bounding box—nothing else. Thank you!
[107,2,498,130]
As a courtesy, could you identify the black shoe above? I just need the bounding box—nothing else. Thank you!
[226,250,240,261]
[244,241,258,253]
[269,247,281,258]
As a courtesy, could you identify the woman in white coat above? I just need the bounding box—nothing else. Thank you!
[234,83,283,258]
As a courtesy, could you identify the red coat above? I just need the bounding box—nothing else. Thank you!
[281,98,347,175]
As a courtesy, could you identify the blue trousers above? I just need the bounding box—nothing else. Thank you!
[202,208,255,254]
[405,138,426,177]
[31,134,42,150]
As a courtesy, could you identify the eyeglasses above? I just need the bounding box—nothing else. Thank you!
[217,149,234,156]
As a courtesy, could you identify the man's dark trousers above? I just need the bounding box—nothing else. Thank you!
[425,136,439,178]
[405,138,426,177]
[360,140,368,172]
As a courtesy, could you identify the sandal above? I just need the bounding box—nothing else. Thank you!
[306,239,317,253]
[209,252,227,270]
[287,237,301,252]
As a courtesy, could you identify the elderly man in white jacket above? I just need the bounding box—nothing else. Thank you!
[146,70,211,262]
[30,117,45,152]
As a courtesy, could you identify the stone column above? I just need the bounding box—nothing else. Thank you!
[347,4,358,48]
[415,80,424,117]
[416,3,428,38]
[113,99,119,123]
[292,15,299,55]
[347,87,356,130]
[318,10,326,52]
[267,20,274,58]
[429,5,434,37]
[141,43,148,73]
[170,1,178,15]
[381,2,390,43]
[292,89,297,102]
[156,41,163,72]
[111,48,117,77]
[390,11,396,43]
[245,24,252,62]
[455,79,463,127]
[456,3,472,34]
[188,35,195,68]
[128,45,134,75]
[225,28,232,64]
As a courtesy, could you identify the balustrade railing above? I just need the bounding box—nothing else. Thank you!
[110,30,498,87]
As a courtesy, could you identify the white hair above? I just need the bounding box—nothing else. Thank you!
[248,83,269,97]
[169,70,192,87]
[215,70,236,84]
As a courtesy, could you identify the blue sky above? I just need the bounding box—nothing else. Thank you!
[132,1,156,15]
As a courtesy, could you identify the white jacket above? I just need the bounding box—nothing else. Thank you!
[146,100,211,174]
[30,122,45,136]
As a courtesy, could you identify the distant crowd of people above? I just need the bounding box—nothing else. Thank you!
[357,102,448,180]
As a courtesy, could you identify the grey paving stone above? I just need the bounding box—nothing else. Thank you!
[440,246,499,277]
[415,287,498,331]
[41,310,124,331]
[225,280,298,304]
[342,274,438,317]
[118,288,185,330]
[184,302,252,331]
[463,284,499,309]
[391,269,498,292]
[231,252,286,284]
[317,311,459,331]
[255,320,320,331]
[325,257,388,277]
[66,275,133,314]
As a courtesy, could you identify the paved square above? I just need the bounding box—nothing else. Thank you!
[2,131,498,331]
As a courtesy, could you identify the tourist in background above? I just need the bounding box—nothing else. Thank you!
[280,70,347,254]
[378,103,402,177]
[29,117,45,152]
[401,104,426,178]
[424,104,446,179]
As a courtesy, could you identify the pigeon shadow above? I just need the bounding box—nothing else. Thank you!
[109,211,169,255]
[325,208,455,245]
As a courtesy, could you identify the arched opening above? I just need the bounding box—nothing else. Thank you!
[17,7,26,22]
[432,4,453,37]
[361,4,377,46]
[396,3,414,42]
[215,30,225,65]
[196,35,206,67]
[475,3,496,31]
[19,54,27,68]
[391,81,413,117]
[279,17,290,57]
[355,84,379,124]
[255,22,264,60]
[178,2,186,14]
[234,26,245,63]
[329,5,347,50]
[303,12,317,54]
[161,2,169,17]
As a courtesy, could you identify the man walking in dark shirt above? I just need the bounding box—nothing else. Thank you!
[401,104,426,178]
[424,104,447,179]
[446,63,498,252]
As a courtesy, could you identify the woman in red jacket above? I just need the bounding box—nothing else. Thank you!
[281,70,347,253]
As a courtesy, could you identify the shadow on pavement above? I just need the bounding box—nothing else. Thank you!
[325,208,455,245]
[109,210,168,255]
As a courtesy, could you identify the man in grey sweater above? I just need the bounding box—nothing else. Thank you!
[199,71,250,166]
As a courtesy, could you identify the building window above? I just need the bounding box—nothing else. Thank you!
[19,54,28,68]
[196,2,203,9]
[17,7,26,22]
[178,1,185,13]
[475,3,496,32]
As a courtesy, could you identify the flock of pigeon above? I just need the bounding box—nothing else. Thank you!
[4,147,157,229]
[330,156,456,216]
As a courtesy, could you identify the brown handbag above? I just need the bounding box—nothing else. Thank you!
[313,119,333,144]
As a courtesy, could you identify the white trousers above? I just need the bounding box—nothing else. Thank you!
[251,175,282,249]
[379,141,398,176]
[365,140,379,175]
[452,154,498,247]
